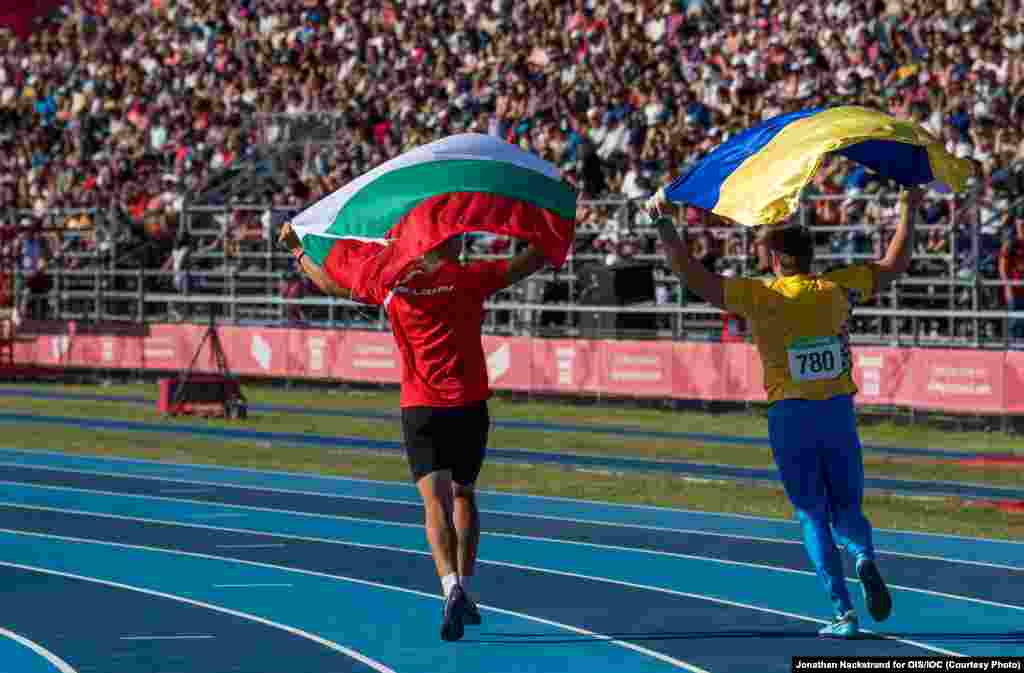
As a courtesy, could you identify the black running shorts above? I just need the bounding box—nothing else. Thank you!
[400,401,490,485]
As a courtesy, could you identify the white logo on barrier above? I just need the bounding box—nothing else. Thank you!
[308,337,326,372]
[51,336,70,360]
[857,354,884,396]
[352,343,395,369]
[252,334,272,370]
[556,346,575,385]
[101,338,115,363]
[610,353,663,383]
[926,366,993,395]
[487,344,510,381]
[143,338,174,360]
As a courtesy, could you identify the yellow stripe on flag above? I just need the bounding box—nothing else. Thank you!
[712,106,971,226]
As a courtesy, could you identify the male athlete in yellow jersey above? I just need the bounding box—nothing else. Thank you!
[650,186,924,638]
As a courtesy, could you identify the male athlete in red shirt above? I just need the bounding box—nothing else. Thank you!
[281,225,547,641]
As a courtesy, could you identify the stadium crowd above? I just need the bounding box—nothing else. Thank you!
[2,0,1024,336]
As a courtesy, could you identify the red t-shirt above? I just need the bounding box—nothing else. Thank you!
[363,260,510,408]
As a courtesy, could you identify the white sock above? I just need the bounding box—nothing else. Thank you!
[441,572,459,598]
[460,575,471,596]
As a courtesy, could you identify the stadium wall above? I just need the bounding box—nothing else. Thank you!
[7,322,1024,416]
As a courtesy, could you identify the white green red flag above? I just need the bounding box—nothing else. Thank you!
[288,133,577,302]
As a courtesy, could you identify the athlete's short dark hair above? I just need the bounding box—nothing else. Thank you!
[757,224,813,274]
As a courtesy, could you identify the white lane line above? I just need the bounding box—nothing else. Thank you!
[216,544,286,550]
[4,473,1019,573]
[160,489,214,495]
[1,449,1021,546]
[2,447,1021,546]
[120,635,214,641]
[213,584,292,589]
[190,513,246,519]
[0,559,397,673]
[0,626,78,673]
[4,493,1019,614]
[0,528,707,672]
[0,467,1015,573]
[0,514,971,658]
[2,498,1021,615]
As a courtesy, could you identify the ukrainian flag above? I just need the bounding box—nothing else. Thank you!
[658,106,975,227]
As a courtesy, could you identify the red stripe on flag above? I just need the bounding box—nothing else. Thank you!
[323,191,575,304]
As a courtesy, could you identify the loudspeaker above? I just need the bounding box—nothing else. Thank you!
[577,263,657,337]
[579,263,656,305]
[539,278,571,327]
[616,311,658,333]
[608,263,656,305]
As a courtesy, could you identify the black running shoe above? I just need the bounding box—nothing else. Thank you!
[440,585,469,642]
[857,559,892,622]
[464,597,482,626]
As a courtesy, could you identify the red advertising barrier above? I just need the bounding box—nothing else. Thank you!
[528,338,601,396]
[7,322,1024,415]
[285,329,339,380]
[1005,351,1024,415]
[847,347,908,408]
[890,348,1006,414]
[219,326,291,378]
[596,339,676,398]
[336,330,401,384]
[481,336,533,392]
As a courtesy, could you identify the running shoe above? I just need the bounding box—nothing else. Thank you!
[857,558,893,622]
[464,597,482,626]
[440,584,470,642]
[818,610,859,639]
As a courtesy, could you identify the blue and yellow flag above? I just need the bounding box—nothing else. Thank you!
[656,106,975,226]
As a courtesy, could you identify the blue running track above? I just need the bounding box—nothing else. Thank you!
[0,447,1019,673]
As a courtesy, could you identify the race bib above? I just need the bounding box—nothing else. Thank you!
[787,336,844,382]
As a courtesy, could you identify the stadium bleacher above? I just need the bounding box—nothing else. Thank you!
[1,0,1023,342]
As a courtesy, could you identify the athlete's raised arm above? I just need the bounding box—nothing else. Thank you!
[650,205,727,310]
[872,187,924,292]
[278,223,353,300]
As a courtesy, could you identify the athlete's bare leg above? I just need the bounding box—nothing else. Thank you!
[416,470,458,579]
[451,481,480,581]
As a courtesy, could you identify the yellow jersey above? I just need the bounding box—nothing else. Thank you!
[723,265,877,404]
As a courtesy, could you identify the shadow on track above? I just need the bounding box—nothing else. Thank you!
[463,630,1024,645]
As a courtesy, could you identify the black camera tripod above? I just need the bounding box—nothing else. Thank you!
[170,309,247,419]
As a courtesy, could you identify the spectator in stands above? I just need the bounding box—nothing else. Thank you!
[159,230,218,321]
[161,231,193,322]
[16,221,52,320]
[280,270,308,325]
[2,0,1023,332]
[998,214,1024,341]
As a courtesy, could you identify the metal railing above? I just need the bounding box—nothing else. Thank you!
[10,182,1024,347]
[15,267,1024,348]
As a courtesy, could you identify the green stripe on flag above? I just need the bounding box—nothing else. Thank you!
[326,159,576,239]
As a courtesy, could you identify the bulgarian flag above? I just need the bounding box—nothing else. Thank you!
[288,133,577,302]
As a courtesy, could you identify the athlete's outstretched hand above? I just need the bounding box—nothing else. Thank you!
[645,186,675,220]
[278,222,302,254]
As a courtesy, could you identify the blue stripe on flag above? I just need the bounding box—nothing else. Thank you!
[837,140,935,186]
[664,108,823,211]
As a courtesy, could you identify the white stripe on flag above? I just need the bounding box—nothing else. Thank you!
[290,133,562,239]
